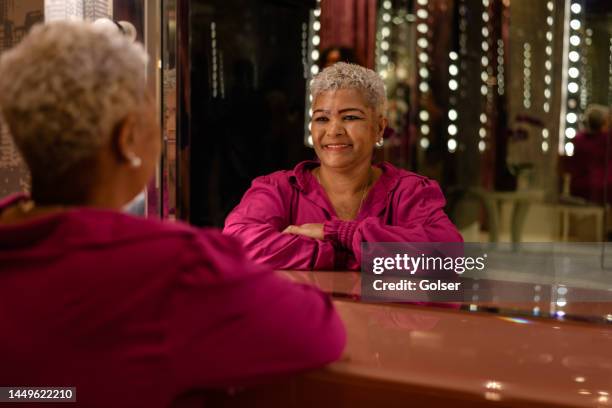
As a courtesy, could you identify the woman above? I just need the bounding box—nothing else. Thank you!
[565,104,611,203]
[0,22,344,407]
[224,62,462,270]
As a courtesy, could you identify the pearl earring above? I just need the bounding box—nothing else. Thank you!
[376,138,384,148]
[130,156,142,168]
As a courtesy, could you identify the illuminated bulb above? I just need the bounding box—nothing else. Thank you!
[542,129,549,138]
[382,27,391,37]
[547,16,553,26]
[547,1,554,11]
[570,35,580,46]
[381,41,389,50]
[565,142,575,156]
[545,60,552,70]
[383,0,392,9]
[546,31,553,41]
[420,137,430,149]
[568,82,579,93]
[418,38,429,48]
[556,299,567,307]
[419,52,429,63]
[447,138,458,152]
[419,82,429,92]
[546,46,552,56]
[571,3,581,14]
[449,79,458,90]
[482,41,489,51]
[420,67,429,78]
[307,135,313,145]
[479,128,487,138]
[482,56,489,66]
[417,0,428,5]
[448,124,458,135]
[566,127,576,138]
[567,112,578,123]
[570,19,581,30]
[449,51,458,61]
[482,27,489,37]
[482,12,489,22]
[569,51,580,62]
[481,85,488,95]
[544,89,551,98]
[421,124,430,135]
[310,65,319,75]
[383,13,391,22]
[380,55,389,64]
[313,21,321,31]
[312,35,320,46]
[417,23,428,33]
[480,113,487,123]
[449,64,459,76]
[311,50,319,60]
[417,9,428,19]
[314,9,321,17]
[569,67,579,78]
[479,140,486,152]
[420,110,430,121]
[544,102,550,112]
[448,109,458,121]
[481,72,488,82]
[542,141,549,152]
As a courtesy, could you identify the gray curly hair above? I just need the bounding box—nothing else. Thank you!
[310,62,387,115]
[0,20,148,190]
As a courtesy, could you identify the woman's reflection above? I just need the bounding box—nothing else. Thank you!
[224,63,462,270]
[565,104,611,204]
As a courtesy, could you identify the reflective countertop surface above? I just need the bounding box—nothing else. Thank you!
[329,299,612,407]
[278,270,612,406]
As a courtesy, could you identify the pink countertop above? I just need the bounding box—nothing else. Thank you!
[278,270,612,407]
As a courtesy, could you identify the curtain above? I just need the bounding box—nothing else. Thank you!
[320,0,377,68]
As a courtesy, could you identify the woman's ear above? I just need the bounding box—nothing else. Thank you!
[377,115,388,139]
[112,114,142,168]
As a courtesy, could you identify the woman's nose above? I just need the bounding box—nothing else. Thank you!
[328,118,345,136]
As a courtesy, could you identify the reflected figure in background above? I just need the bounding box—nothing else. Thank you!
[567,104,611,203]
[224,63,462,270]
[319,45,360,68]
[0,22,345,407]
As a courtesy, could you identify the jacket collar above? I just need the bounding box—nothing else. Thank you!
[288,160,403,218]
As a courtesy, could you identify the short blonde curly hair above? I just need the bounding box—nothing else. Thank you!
[310,62,387,115]
[0,20,148,187]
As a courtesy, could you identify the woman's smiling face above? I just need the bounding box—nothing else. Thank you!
[311,88,386,170]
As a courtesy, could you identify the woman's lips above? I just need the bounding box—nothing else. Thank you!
[323,143,352,151]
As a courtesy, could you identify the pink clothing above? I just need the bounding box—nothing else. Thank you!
[224,161,463,270]
[0,194,345,408]
[566,131,612,204]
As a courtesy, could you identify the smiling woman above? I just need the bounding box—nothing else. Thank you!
[224,63,463,270]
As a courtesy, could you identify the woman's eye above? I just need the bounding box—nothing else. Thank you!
[314,117,329,122]
[344,115,361,121]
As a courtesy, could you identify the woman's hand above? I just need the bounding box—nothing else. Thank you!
[282,223,325,240]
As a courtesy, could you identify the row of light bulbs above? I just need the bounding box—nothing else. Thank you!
[562,1,583,156]
[304,0,321,147]
[416,0,431,151]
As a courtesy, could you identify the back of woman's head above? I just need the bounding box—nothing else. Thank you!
[0,21,148,197]
[584,104,609,134]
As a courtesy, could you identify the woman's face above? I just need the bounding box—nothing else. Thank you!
[311,88,385,170]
